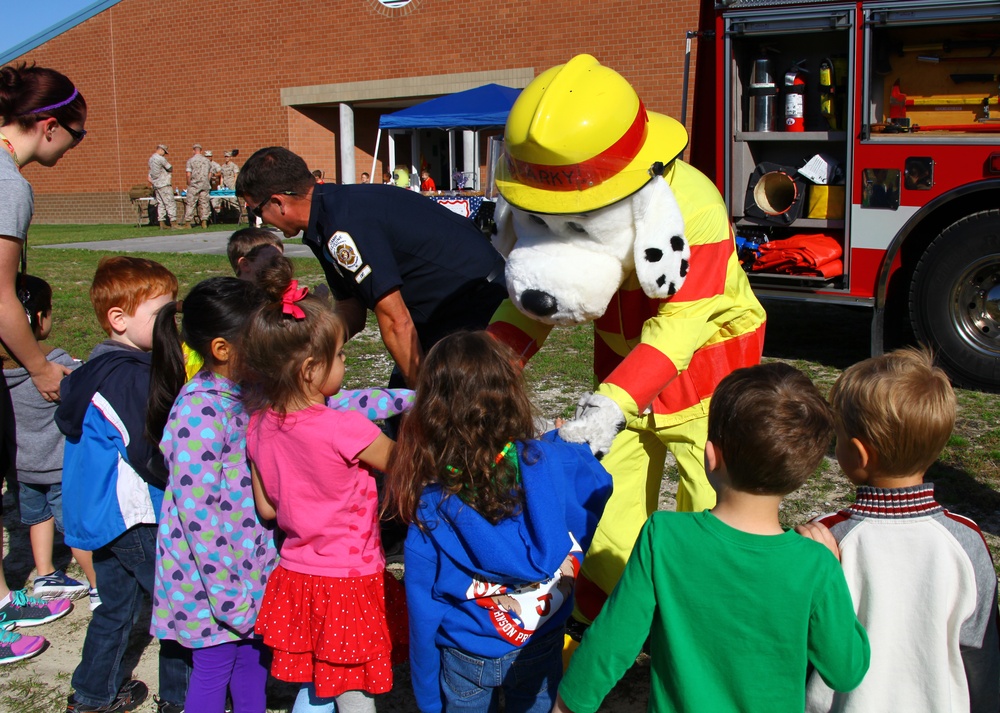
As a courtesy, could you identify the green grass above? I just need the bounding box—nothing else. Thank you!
[26,222,236,247]
[28,248,325,358]
[6,239,1000,712]
[0,670,73,712]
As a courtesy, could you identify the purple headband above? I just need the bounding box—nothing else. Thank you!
[22,87,79,116]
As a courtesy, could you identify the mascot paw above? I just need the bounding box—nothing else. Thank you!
[559,393,626,459]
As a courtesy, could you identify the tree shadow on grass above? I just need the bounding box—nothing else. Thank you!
[761,299,871,371]
[928,462,1000,538]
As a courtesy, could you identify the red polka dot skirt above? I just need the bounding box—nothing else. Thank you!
[255,565,396,698]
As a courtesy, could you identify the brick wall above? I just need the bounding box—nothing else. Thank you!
[33,192,134,225]
[12,0,702,223]
[287,106,339,182]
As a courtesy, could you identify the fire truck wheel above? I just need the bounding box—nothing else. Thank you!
[909,209,1000,391]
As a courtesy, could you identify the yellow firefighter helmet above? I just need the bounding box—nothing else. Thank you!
[496,54,688,214]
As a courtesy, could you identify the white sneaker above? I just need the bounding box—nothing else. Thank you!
[88,587,102,611]
[32,570,88,600]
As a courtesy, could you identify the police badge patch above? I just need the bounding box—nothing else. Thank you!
[326,231,363,272]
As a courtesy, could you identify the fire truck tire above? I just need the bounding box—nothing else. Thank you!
[909,209,1000,391]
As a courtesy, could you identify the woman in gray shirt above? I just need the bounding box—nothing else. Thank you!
[0,62,87,664]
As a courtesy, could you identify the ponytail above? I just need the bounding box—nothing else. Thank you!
[146,301,184,445]
[241,258,344,415]
[146,277,266,443]
[15,273,52,333]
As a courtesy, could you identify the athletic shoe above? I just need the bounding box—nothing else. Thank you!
[0,589,72,629]
[88,588,102,611]
[0,628,46,665]
[153,695,184,713]
[33,570,89,601]
[67,679,149,713]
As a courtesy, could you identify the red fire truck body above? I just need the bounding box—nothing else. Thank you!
[695,0,1000,388]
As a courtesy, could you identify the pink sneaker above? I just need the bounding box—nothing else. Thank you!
[0,628,46,664]
[0,589,72,629]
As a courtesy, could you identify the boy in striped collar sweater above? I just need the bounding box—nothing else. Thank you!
[799,347,1000,713]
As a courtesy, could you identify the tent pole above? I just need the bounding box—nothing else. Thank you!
[388,131,397,181]
[371,129,381,184]
[411,131,420,188]
[474,130,481,191]
[448,130,455,189]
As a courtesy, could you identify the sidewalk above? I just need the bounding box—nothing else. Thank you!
[36,229,314,257]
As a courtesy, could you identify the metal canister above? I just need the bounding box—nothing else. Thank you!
[748,57,778,132]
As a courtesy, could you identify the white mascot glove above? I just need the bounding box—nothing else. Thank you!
[559,393,626,459]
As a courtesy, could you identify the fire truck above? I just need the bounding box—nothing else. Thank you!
[693,0,1000,389]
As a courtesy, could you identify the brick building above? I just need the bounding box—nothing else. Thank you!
[2,0,709,224]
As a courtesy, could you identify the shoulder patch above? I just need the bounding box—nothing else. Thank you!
[326,231,363,272]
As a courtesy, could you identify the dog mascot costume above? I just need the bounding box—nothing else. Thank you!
[488,55,767,623]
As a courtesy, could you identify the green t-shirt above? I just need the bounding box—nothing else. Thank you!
[560,510,869,713]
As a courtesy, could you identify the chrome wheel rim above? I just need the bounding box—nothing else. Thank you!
[951,255,1000,357]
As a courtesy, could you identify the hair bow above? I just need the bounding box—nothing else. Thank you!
[281,280,309,320]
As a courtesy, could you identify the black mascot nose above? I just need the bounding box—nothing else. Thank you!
[521,289,558,317]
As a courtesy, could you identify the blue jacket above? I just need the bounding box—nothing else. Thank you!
[404,433,613,713]
[56,341,165,550]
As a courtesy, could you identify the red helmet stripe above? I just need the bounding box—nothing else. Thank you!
[505,101,649,192]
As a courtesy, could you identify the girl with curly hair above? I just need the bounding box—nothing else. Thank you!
[385,331,613,713]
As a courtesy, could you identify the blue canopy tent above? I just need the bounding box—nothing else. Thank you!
[373,83,520,189]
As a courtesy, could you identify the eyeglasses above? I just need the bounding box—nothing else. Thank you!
[57,120,87,144]
[247,191,297,220]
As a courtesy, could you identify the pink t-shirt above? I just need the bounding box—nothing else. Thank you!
[247,404,383,577]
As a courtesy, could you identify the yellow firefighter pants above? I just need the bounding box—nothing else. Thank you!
[575,414,713,623]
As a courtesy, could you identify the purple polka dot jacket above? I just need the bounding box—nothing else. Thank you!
[151,371,277,648]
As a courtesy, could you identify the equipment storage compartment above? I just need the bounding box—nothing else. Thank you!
[865,3,1000,138]
[724,5,855,287]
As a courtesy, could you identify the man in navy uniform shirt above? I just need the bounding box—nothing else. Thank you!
[236,147,506,388]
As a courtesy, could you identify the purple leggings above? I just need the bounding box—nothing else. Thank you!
[185,638,270,713]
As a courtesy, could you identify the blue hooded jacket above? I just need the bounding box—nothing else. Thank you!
[404,433,613,712]
[55,341,166,550]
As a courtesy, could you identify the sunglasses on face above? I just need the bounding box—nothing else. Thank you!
[248,191,297,220]
[57,120,87,144]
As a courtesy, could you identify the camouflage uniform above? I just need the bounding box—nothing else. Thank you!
[148,150,176,223]
[207,157,223,210]
[184,151,212,225]
[220,159,239,189]
[218,157,241,216]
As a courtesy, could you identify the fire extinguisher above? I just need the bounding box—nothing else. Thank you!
[819,58,835,129]
[784,61,808,132]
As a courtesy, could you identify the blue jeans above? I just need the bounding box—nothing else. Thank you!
[71,525,192,708]
[439,627,564,713]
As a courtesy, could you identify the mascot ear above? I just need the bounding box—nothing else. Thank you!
[492,196,518,258]
[633,177,690,299]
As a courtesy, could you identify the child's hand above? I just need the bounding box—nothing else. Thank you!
[554,417,566,429]
[795,521,841,561]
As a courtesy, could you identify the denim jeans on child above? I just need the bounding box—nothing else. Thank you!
[439,627,564,713]
[71,525,192,708]
[18,481,65,529]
